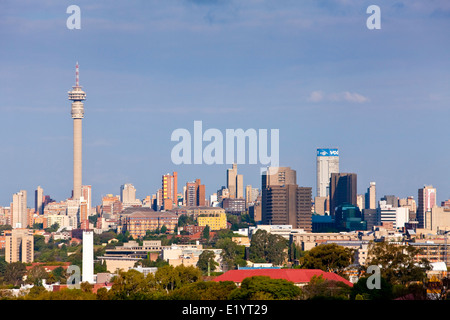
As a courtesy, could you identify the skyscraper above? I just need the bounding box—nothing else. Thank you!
[261,166,297,189]
[81,185,92,213]
[12,190,27,229]
[261,167,312,231]
[185,179,206,207]
[35,186,43,215]
[316,148,339,197]
[226,164,244,199]
[329,173,357,217]
[162,172,178,210]
[364,182,376,209]
[68,62,86,201]
[417,185,437,229]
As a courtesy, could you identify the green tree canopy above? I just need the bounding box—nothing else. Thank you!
[299,243,353,273]
[249,229,288,265]
[4,262,27,287]
[169,281,236,300]
[366,241,431,285]
[216,238,246,270]
[197,250,219,274]
[229,276,301,300]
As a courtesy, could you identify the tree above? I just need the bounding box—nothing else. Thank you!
[109,269,162,300]
[301,275,351,300]
[197,250,218,274]
[216,238,246,270]
[26,265,48,286]
[249,229,288,265]
[229,276,301,300]
[4,262,27,287]
[366,241,431,285]
[202,225,210,242]
[299,243,353,273]
[169,281,236,300]
[350,275,393,300]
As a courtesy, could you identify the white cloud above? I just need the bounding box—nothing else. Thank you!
[308,91,369,103]
[307,91,324,102]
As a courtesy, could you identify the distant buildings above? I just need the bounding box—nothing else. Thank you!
[227,164,244,199]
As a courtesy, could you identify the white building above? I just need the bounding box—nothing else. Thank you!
[82,230,94,283]
[316,148,339,198]
[378,200,409,229]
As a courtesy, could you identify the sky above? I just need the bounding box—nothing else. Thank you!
[0,0,449,207]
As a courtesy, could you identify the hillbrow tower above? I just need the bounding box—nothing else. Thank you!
[68,62,86,201]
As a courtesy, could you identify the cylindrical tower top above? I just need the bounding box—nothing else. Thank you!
[68,62,86,119]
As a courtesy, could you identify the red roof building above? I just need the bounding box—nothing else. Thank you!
[213,268,353,287]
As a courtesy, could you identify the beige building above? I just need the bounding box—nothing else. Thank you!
[121,208,178,238]
[5,229,34,263]
[423,206,450,232]
[365,182,376,209]
[120,183,142,209]
[290,231,359,251]
[227,164,244,199]
[314,196,328,215]
[12,190,28,229]
[162,244,223,271]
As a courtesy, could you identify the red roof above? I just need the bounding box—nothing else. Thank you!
[213,269,353,287]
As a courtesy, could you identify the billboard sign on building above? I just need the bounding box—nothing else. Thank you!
[317,148,339,157]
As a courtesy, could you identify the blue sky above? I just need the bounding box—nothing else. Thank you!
[0,0,449,207]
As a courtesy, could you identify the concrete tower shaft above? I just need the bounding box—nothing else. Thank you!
[68,62,86,201]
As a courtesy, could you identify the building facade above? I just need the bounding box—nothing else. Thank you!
[329,173,357,217]
[316,148,339,198]
[5,229,34,263]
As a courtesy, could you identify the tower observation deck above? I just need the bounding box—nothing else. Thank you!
[68,62,86,201]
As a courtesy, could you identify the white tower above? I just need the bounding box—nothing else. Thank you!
[316,148,339,197]
[68,62,86,201]
[82,230,94,283]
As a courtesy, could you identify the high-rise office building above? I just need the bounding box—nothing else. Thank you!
[227,164,244,199]
[329,173,357,217]
[262,167,312,231]
[12,190,27,229]
[162,172,178,210]
[35,186,43,215]
[365,182,376,209]
[185,179,206,207]
[417,185,437,229]
[120,183,136,203]
[316,148,339,197]
[120,183,141,209]
[261,166,297,189]
[68,62,86,202]
[81,185,92,213]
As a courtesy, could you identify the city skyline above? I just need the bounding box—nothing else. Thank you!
[1,1,450,207]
